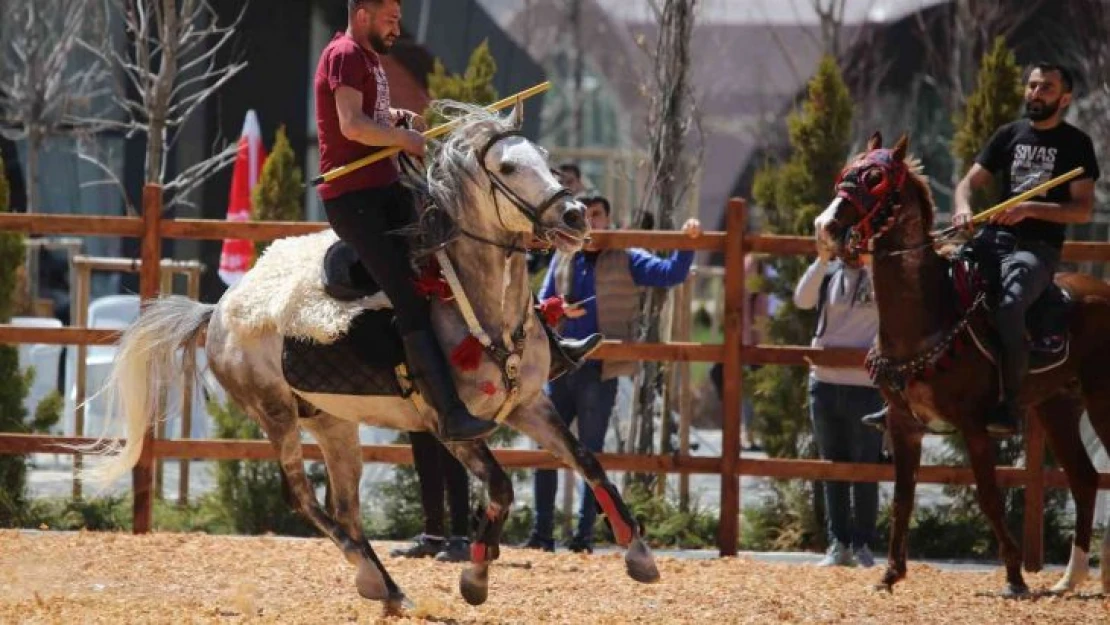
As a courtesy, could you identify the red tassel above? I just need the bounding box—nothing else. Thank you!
[450,335,483,371]
[413,261,453,301]
[536,295,566,326]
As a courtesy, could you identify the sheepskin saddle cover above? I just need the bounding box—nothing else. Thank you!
[221,229,391,344]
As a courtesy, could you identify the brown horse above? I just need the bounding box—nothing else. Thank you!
[815,132,1110,596]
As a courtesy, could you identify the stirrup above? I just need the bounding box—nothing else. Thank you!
[985,401,1021,437]
[861,407,888,432]
[548,333,603,381]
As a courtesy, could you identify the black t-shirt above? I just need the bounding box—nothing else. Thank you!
[975,119,1100,250]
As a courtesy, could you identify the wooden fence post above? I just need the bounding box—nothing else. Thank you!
[1022,416,1046,571]
[718,198,746,556]
[133,184,163,534]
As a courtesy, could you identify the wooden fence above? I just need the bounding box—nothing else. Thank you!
[1,184,1109,570]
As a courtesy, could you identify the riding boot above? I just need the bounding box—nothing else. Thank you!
[538,312,602,381]
[534,294,603,381]
[989,342,1028,437]
[986,398,1022,437]
[860,406,889,431]
[402,330,497,441]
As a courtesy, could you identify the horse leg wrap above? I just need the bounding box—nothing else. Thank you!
[471,505,504,564]
[592,483,634,546]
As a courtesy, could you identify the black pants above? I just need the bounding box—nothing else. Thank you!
[973,229,1060,397]
[410,431,470,537]
[995,242,1059,396]
[324,183,430,334]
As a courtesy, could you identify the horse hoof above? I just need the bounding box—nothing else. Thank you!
[624,537,660,584]
[873,582,893,593]
[383,592,412,616]
[1049,578,1076,594]
[999,583,1030,598]
[460,564,489,606]
[355,561,390,601]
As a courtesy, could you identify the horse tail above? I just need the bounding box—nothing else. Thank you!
[75,296,215,489]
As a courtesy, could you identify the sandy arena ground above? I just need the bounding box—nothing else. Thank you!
[1,531,1108,624]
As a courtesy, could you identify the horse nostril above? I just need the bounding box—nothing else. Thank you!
[564,207,585,230]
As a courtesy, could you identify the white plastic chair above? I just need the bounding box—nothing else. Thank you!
[65,295,140,440]
[11,317,65,467]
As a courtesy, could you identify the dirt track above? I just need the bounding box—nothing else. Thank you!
[1,531,1107,624]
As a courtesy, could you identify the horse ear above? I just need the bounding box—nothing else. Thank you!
[867,131,883,151]
[893,133,909,161]
[508,97,524,130]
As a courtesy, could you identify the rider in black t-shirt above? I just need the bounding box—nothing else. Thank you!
[959,63,1100,435]
[862,62,1100,436]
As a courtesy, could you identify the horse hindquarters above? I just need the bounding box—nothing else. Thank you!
[206,310,407,606]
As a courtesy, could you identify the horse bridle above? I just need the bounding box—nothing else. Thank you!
[475,130,575,252]
[834,149,910,257]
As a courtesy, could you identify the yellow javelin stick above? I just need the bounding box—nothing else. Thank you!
[972,166,1086,223]
[310,81,552,187]
[939,166,1086,236]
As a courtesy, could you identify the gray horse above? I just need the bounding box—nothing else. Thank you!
[79,100,659,609]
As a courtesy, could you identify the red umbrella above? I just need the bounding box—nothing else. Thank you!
[218,110,267,287]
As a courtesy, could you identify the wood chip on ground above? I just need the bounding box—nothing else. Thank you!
[1,531,1107,624]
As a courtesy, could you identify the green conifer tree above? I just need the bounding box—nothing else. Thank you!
[0,154,53,525]
[740,56,852,551]
[951,36,1024,210]
[424,40,498,127]
[749,55,853,460]
[251,125,303,257]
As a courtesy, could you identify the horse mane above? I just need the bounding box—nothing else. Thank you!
[399,100,519,257]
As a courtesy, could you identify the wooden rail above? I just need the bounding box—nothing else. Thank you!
[1,189,1109,566]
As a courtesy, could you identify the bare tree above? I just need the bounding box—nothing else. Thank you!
[1064,0,1110,209]
[0,0,113,213]
[627,0,700,471]
[78,0,248,211]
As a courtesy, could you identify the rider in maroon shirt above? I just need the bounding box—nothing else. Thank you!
[315,1,597,441]
[314,0,494,440]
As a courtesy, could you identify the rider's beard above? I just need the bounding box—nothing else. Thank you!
[369,32,393,54]
[1024,97,1061,122]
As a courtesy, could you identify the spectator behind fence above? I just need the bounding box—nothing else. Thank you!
[557,162,591,197]
[794,245,883,568]
[389,431,471,562]
[709,254,776,451]
[520,195,701,553]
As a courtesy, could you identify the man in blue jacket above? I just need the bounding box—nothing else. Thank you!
[521,194,701,552]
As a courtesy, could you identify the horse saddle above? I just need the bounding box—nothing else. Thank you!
[283,241,405,396]
[282,308,408,397]
[322,240,382,301]
[951,254,1071,373]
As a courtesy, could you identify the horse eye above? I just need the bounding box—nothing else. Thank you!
[500,162,517,175]
[864,169,883,188]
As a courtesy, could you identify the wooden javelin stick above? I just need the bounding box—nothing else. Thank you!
[309,81,552,187]
[939,166,1086,236]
